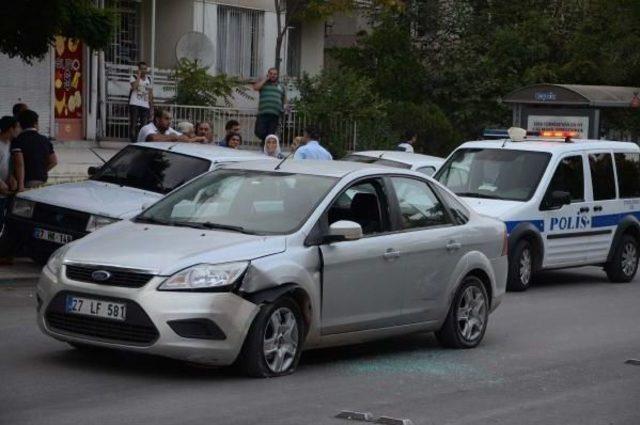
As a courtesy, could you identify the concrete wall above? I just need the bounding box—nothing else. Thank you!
[155,0,194,69]
[299,20,325,76]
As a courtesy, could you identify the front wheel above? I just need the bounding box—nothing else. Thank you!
[605,234,639,283]
[237,297,305,378]
[507,240,533,292]
[436,276,489,349]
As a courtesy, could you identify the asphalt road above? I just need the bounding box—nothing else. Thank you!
[1,267,640,425]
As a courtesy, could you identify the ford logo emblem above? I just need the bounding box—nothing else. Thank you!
[91,270,111,282]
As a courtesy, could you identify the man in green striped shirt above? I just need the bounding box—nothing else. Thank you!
[253,67,286,144]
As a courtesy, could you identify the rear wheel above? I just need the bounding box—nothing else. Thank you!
[507,240,533,292]
[605,234,639,283]
[237,297,305,378]
[436,276,489,349]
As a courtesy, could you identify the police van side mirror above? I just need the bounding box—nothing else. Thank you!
[87,166,99,176]
[542,190,571,210]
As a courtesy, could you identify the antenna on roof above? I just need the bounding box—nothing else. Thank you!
[274,151,294,171]
[378,152,385,159]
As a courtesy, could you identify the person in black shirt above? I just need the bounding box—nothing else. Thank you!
[11,110,57,191]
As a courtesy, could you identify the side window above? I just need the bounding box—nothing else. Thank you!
[391,177,449,229]
[589,153,616,200]
[327,180,388,235]
[545,155,584,202]
[614,153,640,198]
[436,187,470,225]
[416,166,436,176]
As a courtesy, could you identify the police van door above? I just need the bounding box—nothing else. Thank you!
[540,153,591,268]
[586,151,618,263]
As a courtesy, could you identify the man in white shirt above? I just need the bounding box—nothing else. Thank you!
[397,130,417,153]
[138,109,206,143]
[129,62,153,142]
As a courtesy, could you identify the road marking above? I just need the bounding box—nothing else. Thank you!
[335,411,414,425]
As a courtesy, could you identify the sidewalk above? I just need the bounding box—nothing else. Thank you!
[49,140,123,184]
[0,259,42,285]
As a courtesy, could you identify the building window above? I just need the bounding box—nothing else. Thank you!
[217,6,264,79]
[105,0,141,65]
[286,24,302,78]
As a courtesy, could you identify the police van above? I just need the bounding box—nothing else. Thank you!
[435,128,640,291]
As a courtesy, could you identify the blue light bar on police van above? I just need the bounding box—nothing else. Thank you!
[483,128,540,140]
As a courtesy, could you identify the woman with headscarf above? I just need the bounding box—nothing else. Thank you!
[263,134,285,159]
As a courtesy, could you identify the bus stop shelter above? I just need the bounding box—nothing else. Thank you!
[503,84,640,139]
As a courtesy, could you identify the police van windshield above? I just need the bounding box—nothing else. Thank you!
[435,148,551,201]
[92,145,211,194]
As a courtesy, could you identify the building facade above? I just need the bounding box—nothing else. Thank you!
[0,0,326,141]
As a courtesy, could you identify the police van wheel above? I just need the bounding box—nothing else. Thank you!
[605,234,639,283]
[507,240,533,292]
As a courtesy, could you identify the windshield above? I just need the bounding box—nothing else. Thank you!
[435,148,551,201]
[137,169,338,235]
[343,154,412,170]
[92,145,211,194]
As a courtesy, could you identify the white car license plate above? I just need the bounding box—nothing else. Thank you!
[34,228,73,244]
[65,295,127,321]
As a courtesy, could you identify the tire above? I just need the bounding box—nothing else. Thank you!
[605,234,639,283]
[507,239,533,292]
[436,275,489,349]
[237,297,305,378]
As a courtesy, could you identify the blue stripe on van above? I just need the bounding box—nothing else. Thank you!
[505,220,545,234]
[591,211,640,228]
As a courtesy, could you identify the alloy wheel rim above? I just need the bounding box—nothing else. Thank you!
[519,248,532,285]
[263,307,299,373]
[621,242,638,277]
[457,285,487,342]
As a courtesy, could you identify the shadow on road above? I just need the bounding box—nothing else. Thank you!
[531,267,613,289]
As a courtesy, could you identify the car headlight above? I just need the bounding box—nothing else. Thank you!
[11,198,35,218]
[86,214,119,232]
[158,262,249,291]
[46,245,70,277]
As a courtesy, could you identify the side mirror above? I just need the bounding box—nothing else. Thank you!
[323,220,363,243]
[543,190,571,210]
[87,166,99,176]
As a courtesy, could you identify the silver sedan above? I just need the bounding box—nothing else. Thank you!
[37,160,508,377]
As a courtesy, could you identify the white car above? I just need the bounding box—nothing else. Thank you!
[343,151,445,176]
[5,143,268,263]
[435,132,640,291]
[38,159,507,377]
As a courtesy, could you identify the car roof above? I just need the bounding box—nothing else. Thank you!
[132,142,267,161]
[349,150,445,165]
[456,139,640,153]
[221,159,403,178]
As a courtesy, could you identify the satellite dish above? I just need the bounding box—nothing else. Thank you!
[176,31,215,68]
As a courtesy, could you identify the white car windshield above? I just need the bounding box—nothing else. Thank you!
[92,146,211,194]
[136,169,338,235]
[435,148,551,201]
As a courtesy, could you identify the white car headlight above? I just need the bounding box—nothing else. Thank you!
[11,198,35,218]
[86,214,119,232]
[158,262,249,291]
[46,245,70,277]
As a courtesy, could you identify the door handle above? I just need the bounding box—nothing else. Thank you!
[383,249,400,260]
[446,241,462,252]
[579,207,590,213]
[593,205,603,212]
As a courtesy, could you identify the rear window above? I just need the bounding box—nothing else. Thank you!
[92,146,211,194]
[343,154,412,169]
[615,153,640,198]
[589,153,616,201]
